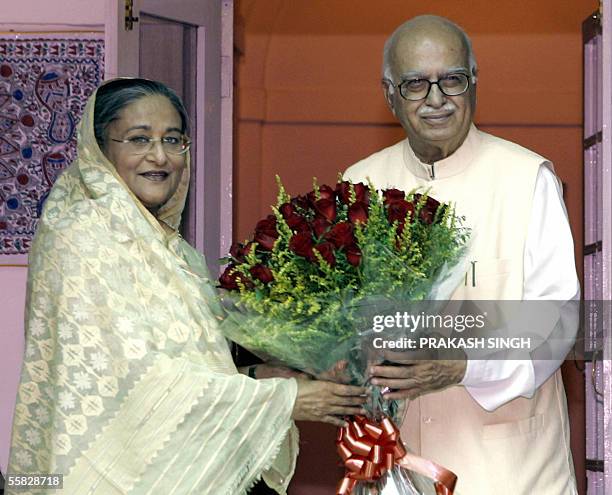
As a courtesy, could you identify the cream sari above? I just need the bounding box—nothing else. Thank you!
[7,82,298,495]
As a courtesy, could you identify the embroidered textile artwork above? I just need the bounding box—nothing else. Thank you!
[0,35,104,257]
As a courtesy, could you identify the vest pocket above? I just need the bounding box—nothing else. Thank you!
[481,413,544,440]
[473,257,515,277]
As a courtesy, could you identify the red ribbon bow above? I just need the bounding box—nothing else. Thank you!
[336,415,456,495]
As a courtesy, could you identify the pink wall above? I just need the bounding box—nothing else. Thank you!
[236,31,585,266]
[0,1,105,475]
[0,267,27,473]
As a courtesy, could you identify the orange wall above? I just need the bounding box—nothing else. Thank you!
[234,1,597,493]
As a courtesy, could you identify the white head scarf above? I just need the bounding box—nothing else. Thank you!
[8,80,298,495]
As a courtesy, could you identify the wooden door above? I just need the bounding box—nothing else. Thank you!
[136,0,234,268]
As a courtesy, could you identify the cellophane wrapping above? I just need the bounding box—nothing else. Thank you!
[216,179,468,494]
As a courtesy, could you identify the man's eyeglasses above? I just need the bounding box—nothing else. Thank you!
[397,73,470,101]
[109,135,192,155]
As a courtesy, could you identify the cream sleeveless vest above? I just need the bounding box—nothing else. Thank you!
[344,126,577,495]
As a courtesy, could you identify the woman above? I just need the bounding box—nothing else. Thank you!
[7,79,365,494]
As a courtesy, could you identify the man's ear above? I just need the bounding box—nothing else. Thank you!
[381,79,397,117]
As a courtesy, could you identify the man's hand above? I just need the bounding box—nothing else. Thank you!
[369,357,467,401]
[316,360,352,384]
[292,379,367,427]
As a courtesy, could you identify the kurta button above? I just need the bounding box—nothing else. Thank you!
[423,417,432,424]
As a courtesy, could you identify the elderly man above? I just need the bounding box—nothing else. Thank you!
[344,15,579,495]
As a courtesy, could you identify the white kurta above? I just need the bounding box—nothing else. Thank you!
[344,125,578,495]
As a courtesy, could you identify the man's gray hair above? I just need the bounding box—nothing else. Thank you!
[382,16,478,91]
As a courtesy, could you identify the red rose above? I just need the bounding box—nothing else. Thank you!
[280,202,309,232]
[346,246,362,266]
[279,202,295,218]
[289,232,315,260]
[348,201,368,225]
[324,222,356,249]
[254,214,279,250]
[254,231,278,251]
[255,215,277,234]
[312,218,332,238]
[294,219,312,233]
[291,194,311,211]
[314,198,337,222]
[387,199,414,225]
[249,264,274,284]
[229,242,253,263]
[284,214,303,230]
[383,188,405,205]
[354,183,369,204]
[336,181,369,205]
[314,241,336,267]
[414,194,443,225]
[229,242,244,261]
[336,181,351,204]
[307,185,336,204]
[219,265,252,291]
[319,184,336,200]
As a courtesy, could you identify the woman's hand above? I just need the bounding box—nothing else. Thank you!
[252,364,311,380]
[291,379,367,427]
[238,364,310,380]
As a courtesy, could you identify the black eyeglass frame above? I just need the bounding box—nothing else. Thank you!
[396,73,471,101]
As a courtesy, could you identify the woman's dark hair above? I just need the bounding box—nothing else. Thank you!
[93,78,189,148]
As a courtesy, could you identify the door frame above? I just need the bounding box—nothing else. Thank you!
[601,0,612,491]
[136,0,234,271]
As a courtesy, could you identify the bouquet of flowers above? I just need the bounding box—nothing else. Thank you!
[218,177,468,495]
